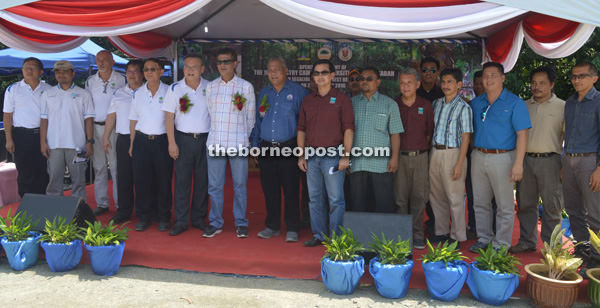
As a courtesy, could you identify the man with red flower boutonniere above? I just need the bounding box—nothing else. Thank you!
[163,53,211,236]
[205,48,256,238]
[250,57,309,242]
[128,58,173,233]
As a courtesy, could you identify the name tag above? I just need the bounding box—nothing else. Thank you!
[330,97,336,104]
[418,107,424,114]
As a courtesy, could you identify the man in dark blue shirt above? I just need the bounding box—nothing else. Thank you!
[250,57,309,242]
[563,62,600,277]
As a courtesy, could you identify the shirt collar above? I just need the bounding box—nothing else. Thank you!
[527,93,556,105]
[218,75,238,85]
[57,83,76,92]
[95,70,117,83]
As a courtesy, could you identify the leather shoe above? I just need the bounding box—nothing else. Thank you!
[158,221,170,232]
[303,237,323,247]
[169,225,188,236]
[93,207,109,216]
[192,220,209,231]
[135,221,151,232]
[111,215,130,224]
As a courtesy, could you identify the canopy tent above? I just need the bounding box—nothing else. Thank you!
[0,39,129,76]
[0,0,597,72]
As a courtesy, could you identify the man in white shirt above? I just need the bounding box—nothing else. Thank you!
[86,50,126,216]
[163,53,211,236]
[129,58,173,232]
[3,57,52,196]
[40,60,95,201]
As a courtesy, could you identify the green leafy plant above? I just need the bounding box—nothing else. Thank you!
[420,240,468,267]
[0,209,40,242]
[81,220,130,247]
[322,227,364,262]
[474,243,522,276]
[38,217,81,244]
[369,232,411,265]
[588,228,600,256]
[541,223,582,280]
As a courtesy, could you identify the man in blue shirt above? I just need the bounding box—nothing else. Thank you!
[469,62,531,252]
[250,57,309,242]
[562,62,600,277]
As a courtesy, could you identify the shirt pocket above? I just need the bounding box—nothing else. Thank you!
[371,112,388,133]
[489,107,510,125]
[581,112,596,131]
[281,100,295,118]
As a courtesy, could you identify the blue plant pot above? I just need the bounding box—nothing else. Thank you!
[41,239,83,272]
[84,242,126,276]
[369,257,413,299]
[562,217,572,238]
[321,256,364,295]
[466,262,519,306]
[422,260,469,301]
[1,232,42,271]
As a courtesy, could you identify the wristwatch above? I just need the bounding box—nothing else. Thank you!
[87,139,95,144]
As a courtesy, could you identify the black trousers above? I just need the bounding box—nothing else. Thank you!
[259,142,300,232]
[113,134,135,219]
[172,131,209,228]
[300,171,310,224]
[12,127,48,197]
[349,171,395,213]
[132,132,173,223]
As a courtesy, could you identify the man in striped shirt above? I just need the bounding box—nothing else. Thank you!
[428,68,473,247]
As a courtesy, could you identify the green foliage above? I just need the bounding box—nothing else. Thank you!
[38,217,81,244]
[322,227,364,262]
[474,243,522,276]
[562,209,569,219]
[81,220,130,247]
[541,223,582,280]
[369,232,411,265]
[588,228,600,256]
[0,209,40,242]
[420,240,468,267]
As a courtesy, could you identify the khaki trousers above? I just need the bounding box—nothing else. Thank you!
[394,152,428,241]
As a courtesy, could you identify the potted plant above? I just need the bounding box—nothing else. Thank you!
[82,220,130,276]
[586,229,600,307]
[420,240,469,302]
[466,243,521,306]
[368,233,413,299]
[525,223,583,308]
[0,209,41,271]
[320,227,365,295]
[562,210,572,238]
[38,217,83,272]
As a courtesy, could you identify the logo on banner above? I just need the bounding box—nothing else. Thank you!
[338,47,352,61]
[317,47,332,60]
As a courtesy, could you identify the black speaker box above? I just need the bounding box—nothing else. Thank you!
[15,193,97,232]
[343,211,413,248]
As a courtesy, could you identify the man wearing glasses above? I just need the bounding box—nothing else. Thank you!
[394,68,434,250]
[204,48,255,238]
[3,57,52,197]
[350,67,402,213]
[297,59,354,247]
[417,57,444,104]
[563,62,600,277]
[86,50,126,216]
[469,62,530,253]
[163,53,210,236]
[347,68,361,97]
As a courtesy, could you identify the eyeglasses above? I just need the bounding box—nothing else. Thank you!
[183,65,202,70]
[571,74,597,80]
[348,77,358,82]
[312,70,330,76]
[421,68,437,74]
[216,60,234,65]
[22,66,40,71]
[481,105,491,122]
[357,76,376,82]
[143,67,159,72]
[126,70,141,75]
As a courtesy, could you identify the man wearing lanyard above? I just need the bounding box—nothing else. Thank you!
[86,50,126,216]
[3,57,51,197]
[251,57,309,242]
[163,53,211,236]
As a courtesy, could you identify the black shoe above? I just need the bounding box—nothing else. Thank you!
[466,229,478,240]
[169,225,188,236]
[93,207,109,216]
[237,226,249,238]
[110,215,130,224]
[303,237,323,247]
[192,220,209,231]
[158,221,170,232]
[429,234,450,244]
[575,242,592,260]
[135,221,151,232]
[203,225,222,238]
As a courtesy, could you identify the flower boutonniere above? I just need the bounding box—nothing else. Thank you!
[232,92,247,111]
[259,95,270,117]
[179,93,193,113]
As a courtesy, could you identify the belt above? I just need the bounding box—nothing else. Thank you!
[13,126,39,133]
[117,133,130,137]
[476,147,511,154]
[526,152,556,158]
[177,130,208,139]
[136,131,165,140]
[400,149,428,156]
[433,144,456,150]
[566,152,596,157]
[94,121,106,126]
[260,139,296,148]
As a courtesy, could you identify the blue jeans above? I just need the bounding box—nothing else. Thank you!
[306,155,346,240]
[207,151,249,228]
